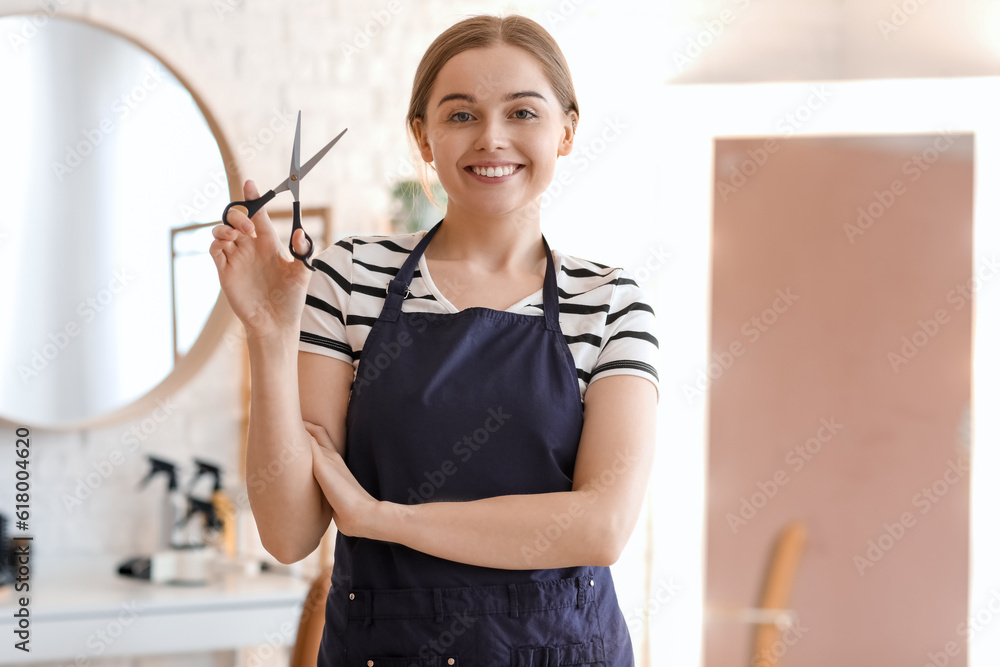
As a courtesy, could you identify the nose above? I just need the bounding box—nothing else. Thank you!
[473,114,508,152]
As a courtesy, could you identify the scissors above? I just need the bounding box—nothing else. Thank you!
[223,111,346,271]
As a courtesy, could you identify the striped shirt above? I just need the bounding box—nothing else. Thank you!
[298,229,660,401]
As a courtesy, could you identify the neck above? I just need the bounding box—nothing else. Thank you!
[429,200,546,272]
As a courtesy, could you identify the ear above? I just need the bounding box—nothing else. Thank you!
[557,111,578,157]
[412,118,435,164]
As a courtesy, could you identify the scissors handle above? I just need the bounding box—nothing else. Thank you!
[288,201,315,271]
[222,189,277,228]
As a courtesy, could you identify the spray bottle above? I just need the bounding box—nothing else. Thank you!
[138,456,186,549]
[177,497,222,543]
[187,459,238,558]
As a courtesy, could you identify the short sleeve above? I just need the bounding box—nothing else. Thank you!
[591,268,660,399]
[298,238,355,365]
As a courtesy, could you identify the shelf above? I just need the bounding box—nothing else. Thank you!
[0,555,310,664]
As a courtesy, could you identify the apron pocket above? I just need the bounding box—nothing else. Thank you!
[358,656,459,667]
[513,637,606,666]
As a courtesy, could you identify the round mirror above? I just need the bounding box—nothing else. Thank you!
[0,15,238,430]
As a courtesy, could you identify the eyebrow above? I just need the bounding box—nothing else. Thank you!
[436,90,548,107]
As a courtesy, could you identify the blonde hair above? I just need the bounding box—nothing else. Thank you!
[405,14,580,207]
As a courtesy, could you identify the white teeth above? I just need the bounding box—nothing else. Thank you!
[471,165,517,177]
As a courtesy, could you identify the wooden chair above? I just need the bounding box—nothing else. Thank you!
[705,520,808,667]
[751,521,807,667]
[289,564,333,667]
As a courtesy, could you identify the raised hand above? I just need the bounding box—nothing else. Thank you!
[209,179,314,340]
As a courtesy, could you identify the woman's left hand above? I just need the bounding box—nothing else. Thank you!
[304,420,379,538]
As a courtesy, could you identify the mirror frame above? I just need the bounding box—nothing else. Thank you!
[0,12,241,432]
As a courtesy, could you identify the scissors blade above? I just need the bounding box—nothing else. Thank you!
[289,110,302,200]
[267,178,291,195]
[260,123,345,198]
[298,127,348,182]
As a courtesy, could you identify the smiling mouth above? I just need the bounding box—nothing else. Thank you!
[466,164,523,178]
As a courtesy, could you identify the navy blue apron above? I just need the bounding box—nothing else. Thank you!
[317,221,634,666]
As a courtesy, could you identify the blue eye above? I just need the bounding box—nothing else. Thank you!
[513,108,537,120]
[449,111,473,122]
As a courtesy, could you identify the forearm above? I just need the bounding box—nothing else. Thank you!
[317,376,655,571]
[245,331,331,563]
[371,486,632,570]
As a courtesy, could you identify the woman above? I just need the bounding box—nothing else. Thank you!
[211,14,659,666]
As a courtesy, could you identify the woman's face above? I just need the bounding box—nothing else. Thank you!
[414,44,576,222]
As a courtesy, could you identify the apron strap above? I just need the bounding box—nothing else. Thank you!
[379,219,561,332]
[539,235,560,332]
[381,221,441,322]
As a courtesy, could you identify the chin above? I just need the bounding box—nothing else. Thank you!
[473,202,538,221]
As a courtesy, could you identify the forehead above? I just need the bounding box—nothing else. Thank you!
[431,44,555,102]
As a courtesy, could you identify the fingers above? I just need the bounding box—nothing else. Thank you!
[212,222,240,242]
[243,178,260,201]
[303,420,320,443]
[210,215,256,272]
[211,218,254,267]
[303,420,335,449]
[209,242,227,272]
[291,228,312,256]
[223,205,256,237]
[215,178,311,272]
[242,179,282,243]
[221,179,266,234]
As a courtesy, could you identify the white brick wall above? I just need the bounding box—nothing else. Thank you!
[2,0,1000,664]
